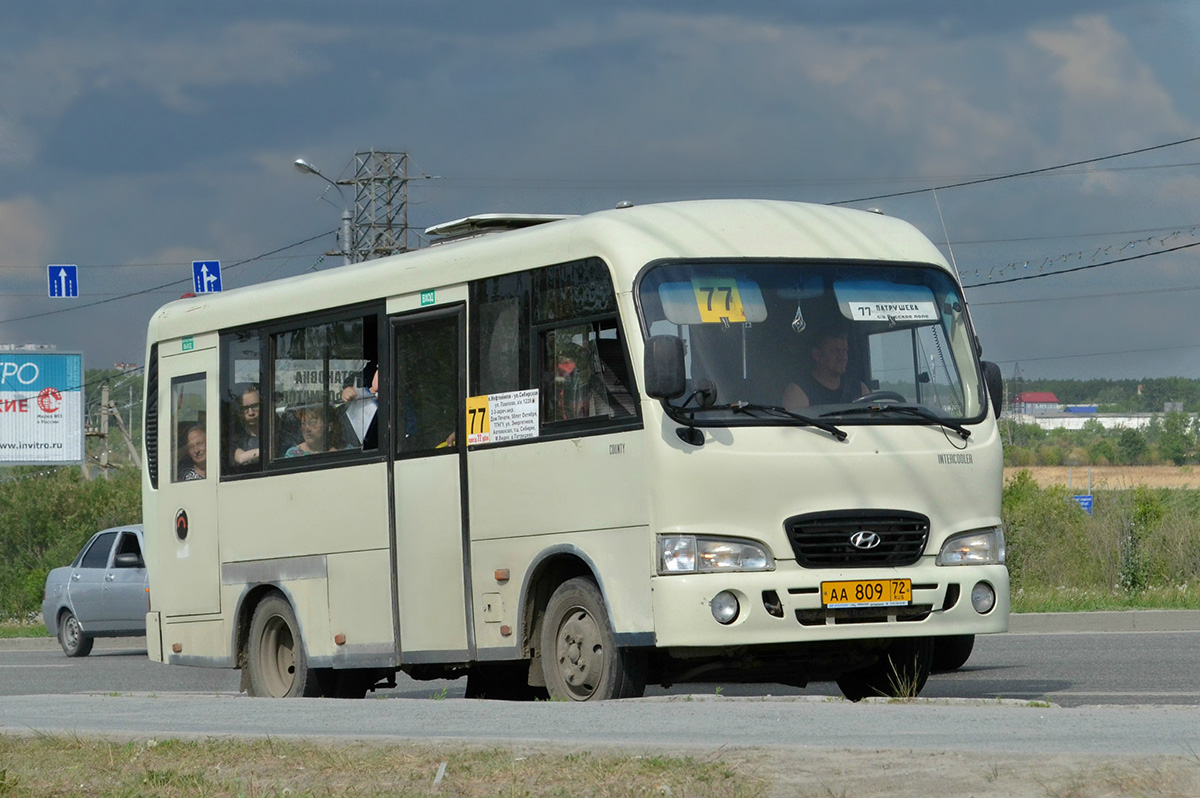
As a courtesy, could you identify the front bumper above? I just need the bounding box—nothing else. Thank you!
[650,558,1008,648]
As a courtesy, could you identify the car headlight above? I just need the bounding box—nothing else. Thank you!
[658,535,775,574]
[936,527,1005,566]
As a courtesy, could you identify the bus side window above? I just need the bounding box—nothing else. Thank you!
[593,331,635,417]
[396,313,459,454]
[170,374,207,483]
[270,315,376,461]
[471,273,526,397]
[220,331,263,476]
[471,257,636,436]
[540,319,634,424]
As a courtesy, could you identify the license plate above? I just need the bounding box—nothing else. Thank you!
[821,579,912,608]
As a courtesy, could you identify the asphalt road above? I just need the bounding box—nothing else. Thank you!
[4,611,1198,707]
[1,613,1197,758]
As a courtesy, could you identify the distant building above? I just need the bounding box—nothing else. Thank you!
[1064,404,1098,414]
[0,343,57,351]
[1011,391,1060,415]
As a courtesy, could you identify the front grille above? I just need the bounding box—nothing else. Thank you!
[796,605,933,626]
[784,510,929,568]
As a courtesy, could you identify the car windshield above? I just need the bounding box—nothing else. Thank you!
[637,260,985,424]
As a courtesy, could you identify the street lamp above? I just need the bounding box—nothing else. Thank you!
[294,158,353,266]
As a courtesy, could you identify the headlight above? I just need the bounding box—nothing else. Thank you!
[658,535,775,574]
[936,527,1005,566]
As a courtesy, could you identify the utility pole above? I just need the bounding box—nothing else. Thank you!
[99,381,110,479]
[110,398,142,468]
[347,151,420,260]
[296,150,423,264]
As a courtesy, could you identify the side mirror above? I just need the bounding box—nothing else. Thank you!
[643,335,686,399]
[114,552,144,569]
[981,360,1002,419]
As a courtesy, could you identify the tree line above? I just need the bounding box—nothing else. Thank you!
[1010,376,1200,413]
[1002,413,1199,467]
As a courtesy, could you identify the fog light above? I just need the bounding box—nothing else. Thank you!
[710,591,740,624]
[971,581,996,614]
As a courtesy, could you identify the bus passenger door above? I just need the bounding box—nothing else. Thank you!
[154,344,221,616]
[391,307,471,662]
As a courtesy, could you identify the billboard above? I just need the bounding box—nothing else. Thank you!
[0,352,85,465]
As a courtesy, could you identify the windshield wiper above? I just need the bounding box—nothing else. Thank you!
[729,402,847,442]
[825,403,971,440]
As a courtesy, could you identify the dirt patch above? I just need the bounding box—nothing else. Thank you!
[752,748,1200,798]
[1005,465,1200,489]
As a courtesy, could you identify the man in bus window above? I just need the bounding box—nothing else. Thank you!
[231,384,261,466]
[782,330,867,409]
[179,426,207,480]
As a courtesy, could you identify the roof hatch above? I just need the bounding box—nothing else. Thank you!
[424,213,576,243]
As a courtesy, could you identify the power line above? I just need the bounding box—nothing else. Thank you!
[993,341,1200,366]
[951,223,1200,246]
[972,283,1200,307]
[963,240,1200,289]
[4,363,144,405]
[0,251,325,271]
[0,230,334,327]
[828,135,1200,206]
[431,160,1200,191]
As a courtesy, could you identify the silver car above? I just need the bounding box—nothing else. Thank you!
[41,524,147,657]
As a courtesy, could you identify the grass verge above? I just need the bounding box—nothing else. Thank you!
[1011,584,1200,613]
[0,735,768,797]
[0,620,50,639]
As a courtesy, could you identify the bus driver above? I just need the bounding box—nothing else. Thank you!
[781,330,867,410]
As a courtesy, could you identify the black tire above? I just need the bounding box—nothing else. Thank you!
[836,637,934,702]
[539,577,646,702]
[932,634,975,673]
[465,661,549,701]
[246,595,321,698]
[58,610,94,658]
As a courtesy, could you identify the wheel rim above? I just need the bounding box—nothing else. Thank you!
[63,615,80,651]
[552,606,605,700]
[256,614,297,697]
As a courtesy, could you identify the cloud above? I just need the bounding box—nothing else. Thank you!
[1029,16,1188,153]
[0,197,50,268]
[0,21,349,167]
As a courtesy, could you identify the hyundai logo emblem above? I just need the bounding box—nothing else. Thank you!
[850,530,881,550]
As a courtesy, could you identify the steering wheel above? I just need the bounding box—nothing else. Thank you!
[854,391,906,404]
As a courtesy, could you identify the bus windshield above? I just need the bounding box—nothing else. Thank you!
[638,260,985,424]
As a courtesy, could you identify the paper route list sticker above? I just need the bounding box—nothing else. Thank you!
[466,389,539,446]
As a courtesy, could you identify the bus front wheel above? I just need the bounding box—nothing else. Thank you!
[932,634,975,672]
[246,595,321,698]
[836,637,933,702]
[540,577,646,701]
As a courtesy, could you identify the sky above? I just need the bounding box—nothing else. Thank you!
[1,0,1197,384]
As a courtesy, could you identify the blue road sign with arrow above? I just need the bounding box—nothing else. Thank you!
[192,260,223,293]
[47,264,79,298]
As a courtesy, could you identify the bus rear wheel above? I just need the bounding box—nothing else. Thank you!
[540,577,646,702]
[836,637,933,702]
[246,595,320,698]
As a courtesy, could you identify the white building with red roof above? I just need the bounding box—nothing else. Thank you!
[1011,391,1061,415]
